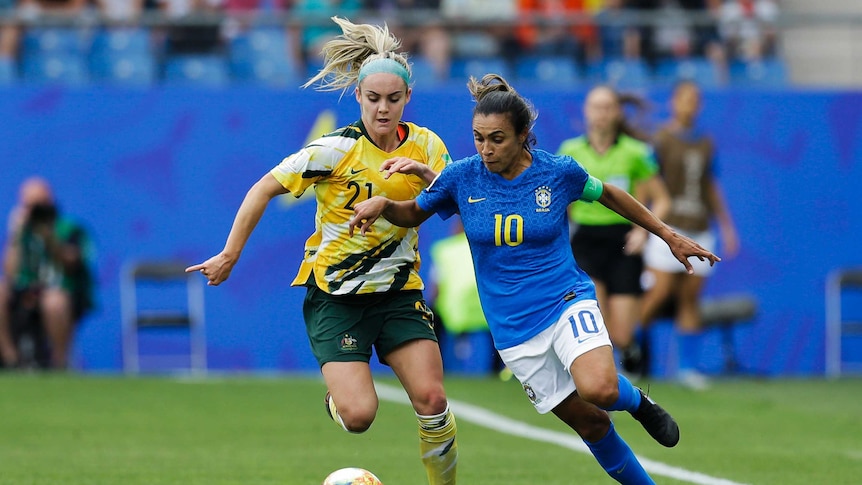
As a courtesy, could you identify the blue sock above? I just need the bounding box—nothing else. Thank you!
[678,332,701,372]
[585,422,655,484]
[603,373,642,412]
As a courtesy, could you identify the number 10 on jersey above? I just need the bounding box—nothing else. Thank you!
[494,214,524,247]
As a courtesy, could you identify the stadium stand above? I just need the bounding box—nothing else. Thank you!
[228,27,301,87]
[89,28,157,86]
[515,55,583,88]
[163,54,230,87]
[0,8,796,88]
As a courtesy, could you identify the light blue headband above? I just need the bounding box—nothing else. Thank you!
[358,57,410,85]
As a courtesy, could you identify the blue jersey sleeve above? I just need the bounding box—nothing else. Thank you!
[416,167,459,220]
[561,156,591,203]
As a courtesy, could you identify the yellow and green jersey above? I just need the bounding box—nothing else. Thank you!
[271,120,451,295]
[557,134,658,226]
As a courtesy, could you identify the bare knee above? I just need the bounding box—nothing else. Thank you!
[577,379,620,409]
[336,399,378,433]
[40,289,73,323]
[411,385,449,416]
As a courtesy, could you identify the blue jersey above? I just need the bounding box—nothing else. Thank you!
[417,149,598,350]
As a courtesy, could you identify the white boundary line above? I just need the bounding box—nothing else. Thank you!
[375,383,750,485]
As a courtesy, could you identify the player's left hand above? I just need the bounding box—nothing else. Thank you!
[665,231,721,274]
[350,196,388,237]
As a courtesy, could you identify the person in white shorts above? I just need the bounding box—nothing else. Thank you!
[641,80,739,390]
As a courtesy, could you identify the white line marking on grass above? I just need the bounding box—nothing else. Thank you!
[376,383,750,485]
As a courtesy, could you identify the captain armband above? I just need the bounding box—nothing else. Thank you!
[580,175,604,202]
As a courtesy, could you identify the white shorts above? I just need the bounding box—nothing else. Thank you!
[643,228,716,277]
[497,299,612,414]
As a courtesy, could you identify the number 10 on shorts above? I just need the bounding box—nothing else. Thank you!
[569,310,599,340]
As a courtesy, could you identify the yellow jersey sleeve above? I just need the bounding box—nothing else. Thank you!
[270,125,360,197]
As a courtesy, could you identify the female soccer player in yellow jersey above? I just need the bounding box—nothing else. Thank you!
[187,17,457,485]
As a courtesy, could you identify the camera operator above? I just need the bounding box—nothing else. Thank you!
[1,177,94,370]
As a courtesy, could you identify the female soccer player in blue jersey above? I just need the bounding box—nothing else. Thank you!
[350,74,720,484]
[187,17,457,485]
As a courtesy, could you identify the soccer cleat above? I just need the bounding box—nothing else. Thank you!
[631,388,680,447]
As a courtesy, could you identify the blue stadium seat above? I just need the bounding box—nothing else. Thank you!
[656,58,726,88]
[90,28,152,59]
[89,29,156,86]
[0,58,16,85]
[515,56,582,87]
[164,55,230,87]
[229,28,300,86]
[21,53,88,85]
[450,57,513,83]
[730,59,788,88]
[587,59,651,89]
[23,28,89,56]
[90,54,156,87]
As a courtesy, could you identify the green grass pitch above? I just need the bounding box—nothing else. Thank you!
[0,373,860,484]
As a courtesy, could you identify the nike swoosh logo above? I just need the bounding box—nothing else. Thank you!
[350,168,367,174]
[467,196,486,203]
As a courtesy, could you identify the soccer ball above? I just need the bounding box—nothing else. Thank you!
[322,467,383,485]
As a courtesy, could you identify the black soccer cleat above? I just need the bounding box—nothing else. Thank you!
[631,388,680,447]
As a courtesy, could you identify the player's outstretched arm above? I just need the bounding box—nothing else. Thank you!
[186,174,288,286]
[350,196,432,236]
[598,183,720,274]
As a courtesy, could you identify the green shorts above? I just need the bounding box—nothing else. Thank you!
[303,285,437,367]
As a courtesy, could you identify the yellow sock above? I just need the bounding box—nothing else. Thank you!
[417,406,458,485]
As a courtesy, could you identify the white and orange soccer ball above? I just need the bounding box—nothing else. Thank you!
[321,467,383,485]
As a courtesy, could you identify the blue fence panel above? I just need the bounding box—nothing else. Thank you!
[0,86,859,375]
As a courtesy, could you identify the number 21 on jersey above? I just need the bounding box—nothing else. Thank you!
[494,214,523,247]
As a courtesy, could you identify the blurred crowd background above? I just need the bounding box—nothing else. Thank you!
[2,0,850,90]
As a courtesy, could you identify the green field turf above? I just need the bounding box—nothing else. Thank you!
[0,373,860,484]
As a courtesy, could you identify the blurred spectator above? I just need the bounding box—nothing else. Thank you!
[292,0,362,66]
[95,0,145,23]
[641,81,739,389]
[363,0,439,11]
[412,21,451,81]
[223,0,292,31]
[158,0,224,55]
[514,0,593,63]
[718,0,778,61]
[0,177,95,370]
[225,0,291,10]
[221,0,303,72]
[17,0,88,17]
[593,0,641,60]
[652,0,695,59]
[0,0,20,69]
[440,0,515,59]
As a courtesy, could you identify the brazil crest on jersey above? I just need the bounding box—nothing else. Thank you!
[416,149,598,349]
[271,120,451,295]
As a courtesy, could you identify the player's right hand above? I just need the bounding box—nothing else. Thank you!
[186,253,236,286]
